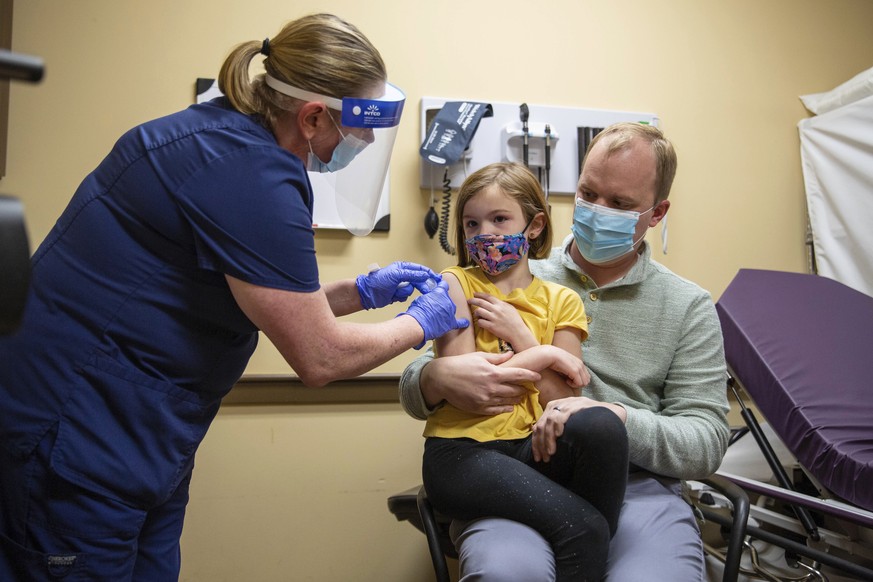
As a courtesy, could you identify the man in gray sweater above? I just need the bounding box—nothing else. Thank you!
[400,122,730,581]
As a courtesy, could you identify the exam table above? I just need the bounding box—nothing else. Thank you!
[695,269,873,581]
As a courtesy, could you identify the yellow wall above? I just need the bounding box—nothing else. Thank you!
[6,1,873,580]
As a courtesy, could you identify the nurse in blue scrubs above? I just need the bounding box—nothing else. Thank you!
[0,13,467,581]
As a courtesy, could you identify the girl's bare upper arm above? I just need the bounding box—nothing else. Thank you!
[552,326,583,358]
[434,271,476,357]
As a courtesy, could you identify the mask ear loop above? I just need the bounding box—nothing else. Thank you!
[522,212,543,239]
[323,109,347,140]
[632,204,662,252]
[660,214,669,254]
[640,202,667,255]
[522,214,536,233]
[308,108,345,164]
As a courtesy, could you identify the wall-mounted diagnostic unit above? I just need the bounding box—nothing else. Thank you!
[419,97,659,196]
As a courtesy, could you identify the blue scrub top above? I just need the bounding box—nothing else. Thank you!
[0,98,319,507]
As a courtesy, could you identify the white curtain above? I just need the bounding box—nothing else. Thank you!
[799,67,873,298]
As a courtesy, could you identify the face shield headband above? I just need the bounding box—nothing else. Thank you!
[265,75,406,236]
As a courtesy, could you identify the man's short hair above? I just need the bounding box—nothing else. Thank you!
[583,122,678,203]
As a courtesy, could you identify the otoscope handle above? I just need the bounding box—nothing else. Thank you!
[520,103,530,167]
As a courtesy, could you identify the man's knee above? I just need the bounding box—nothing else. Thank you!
[452,518,556,582]
[605,475,704,581]
[606,541,703,582]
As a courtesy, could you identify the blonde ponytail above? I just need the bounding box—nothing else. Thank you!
[218,41,263,115]
[216,14,386,131]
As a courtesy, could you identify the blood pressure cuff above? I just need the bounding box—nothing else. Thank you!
[420,101,493,165]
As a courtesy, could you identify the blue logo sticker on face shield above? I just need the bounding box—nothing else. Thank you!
[341,99,404,128]
[341,83,405,128]
[265,75,405,129]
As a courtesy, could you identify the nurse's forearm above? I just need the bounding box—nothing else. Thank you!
[227,275,421,386]
[318,316,426,386]
[323,279,364,316]
[280,315,426,387]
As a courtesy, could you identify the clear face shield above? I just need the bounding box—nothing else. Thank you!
[266,76,405,236]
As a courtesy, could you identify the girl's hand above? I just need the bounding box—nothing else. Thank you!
[468,292,537,351]
[543,345,591,388]
[499,345,590,390]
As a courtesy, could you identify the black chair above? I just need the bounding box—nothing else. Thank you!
[0,194,31,335]
[388,475,749,582]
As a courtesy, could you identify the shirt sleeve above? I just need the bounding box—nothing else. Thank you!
[174,146,320,292]
[399,348,437,420]
[623,293,731,479]
[554,285,589,342]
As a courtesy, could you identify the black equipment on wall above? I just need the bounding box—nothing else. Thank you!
[419,101,492,255]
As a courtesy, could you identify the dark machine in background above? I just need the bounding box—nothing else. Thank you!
[0,48,44,334]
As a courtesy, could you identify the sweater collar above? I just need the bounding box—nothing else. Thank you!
[558,234,651,288]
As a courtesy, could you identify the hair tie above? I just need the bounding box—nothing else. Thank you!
[260,38,271,57]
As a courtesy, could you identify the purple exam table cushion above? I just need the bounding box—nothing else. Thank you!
[717,269,873,512]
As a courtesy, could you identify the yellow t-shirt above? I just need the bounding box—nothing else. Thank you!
[423,266,588,442]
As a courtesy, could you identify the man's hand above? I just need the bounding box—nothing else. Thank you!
[421,351,540,415]
[532,397,627,462]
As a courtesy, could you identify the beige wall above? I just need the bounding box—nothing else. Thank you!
[6,1,873,580]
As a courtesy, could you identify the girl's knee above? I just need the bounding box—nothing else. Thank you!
[564,407,627,443]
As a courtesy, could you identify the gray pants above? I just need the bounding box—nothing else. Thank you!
[450,472,704,582]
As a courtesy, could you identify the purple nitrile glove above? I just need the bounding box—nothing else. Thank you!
[401,279,470,349]
[356,261,442,310]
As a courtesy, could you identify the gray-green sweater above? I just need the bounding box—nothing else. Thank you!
[400,236,730,480]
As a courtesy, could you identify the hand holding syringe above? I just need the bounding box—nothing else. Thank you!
[356,262,441,310]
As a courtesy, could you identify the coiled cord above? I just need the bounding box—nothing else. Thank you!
[438,167,455,255]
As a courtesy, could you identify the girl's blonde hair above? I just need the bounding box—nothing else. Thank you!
[454,162,553,267]
[218,13,386,131]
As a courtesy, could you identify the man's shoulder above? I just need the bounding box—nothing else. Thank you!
[645,258,713,303]
[530,245,571,280]
[646,258,708,292]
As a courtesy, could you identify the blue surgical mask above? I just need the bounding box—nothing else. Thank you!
[306,118,369,173]
[571,199,653,264]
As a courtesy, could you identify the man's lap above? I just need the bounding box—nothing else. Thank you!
[450,473,704,582]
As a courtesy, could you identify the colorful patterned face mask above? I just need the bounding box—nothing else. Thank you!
[465,218,533,276]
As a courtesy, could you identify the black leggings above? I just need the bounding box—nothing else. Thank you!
[422,407,629,582]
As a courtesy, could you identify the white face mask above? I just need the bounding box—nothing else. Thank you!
[306,117,369,174]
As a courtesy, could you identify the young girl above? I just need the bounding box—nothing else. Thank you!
[421,162,629,582]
